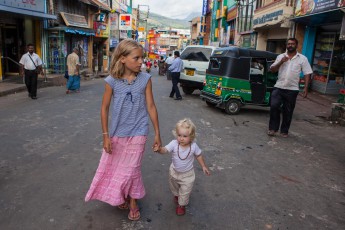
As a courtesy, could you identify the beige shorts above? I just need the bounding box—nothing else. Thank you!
[169,164,195,206]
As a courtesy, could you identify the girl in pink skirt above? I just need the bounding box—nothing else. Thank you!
[85,39,161,221]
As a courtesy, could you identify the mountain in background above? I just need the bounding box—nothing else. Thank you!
[137,11,201,30]
[183,12,202,21]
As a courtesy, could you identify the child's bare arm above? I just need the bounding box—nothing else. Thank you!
[196,155,210,175]
[153,145,168,154]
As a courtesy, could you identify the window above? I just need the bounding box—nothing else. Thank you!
[180,47,213,62]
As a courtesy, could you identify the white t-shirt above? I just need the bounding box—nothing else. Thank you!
[272,52,313,91]
[165,56,175,65]
[19,52,43,70]
[165,140,202,172]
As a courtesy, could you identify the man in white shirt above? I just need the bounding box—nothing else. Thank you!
[165,53,175,80]
[19,43,43,99]
[268,38,313,137]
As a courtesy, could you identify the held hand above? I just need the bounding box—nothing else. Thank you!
[103,137,112,154]
[152,144,160,152]
[203,166,211,176]
[152,135,162,152]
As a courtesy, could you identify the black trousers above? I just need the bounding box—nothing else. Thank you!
[170,72,181,99]
[269,88,299,134]
[24,69,38,97]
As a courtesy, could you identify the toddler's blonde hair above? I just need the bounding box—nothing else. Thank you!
[172,118,196,141]
[109,39,143,79]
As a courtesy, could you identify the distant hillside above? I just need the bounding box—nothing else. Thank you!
[184,12,202,21]
[137,12,190,30]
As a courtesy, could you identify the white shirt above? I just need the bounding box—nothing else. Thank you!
[165,140,202,173]
[165,56,175,65]
[19,52,43,70]
[272,52,313,91]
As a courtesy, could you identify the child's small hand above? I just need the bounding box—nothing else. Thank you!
[152,144,160,153]
[203,166,210,176]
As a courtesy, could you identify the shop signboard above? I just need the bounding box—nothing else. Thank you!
[253,10,283,26]
[0,0,45,12]
[119,14,132,30]
[94,22,109,37]
[295,0,345,17]
[109,13,119,30]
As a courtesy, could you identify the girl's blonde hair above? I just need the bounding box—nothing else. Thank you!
[109,39,143,78]
[172,118,196,141]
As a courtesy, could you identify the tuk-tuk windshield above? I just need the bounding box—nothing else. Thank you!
[180,47,213,62]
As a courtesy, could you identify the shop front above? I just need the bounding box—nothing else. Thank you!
[0,1,56,81]
[46,12,95,74]
[294,0,345,94]
[253,3,294,53]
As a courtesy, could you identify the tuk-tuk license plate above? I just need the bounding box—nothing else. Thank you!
[185,69,194,76]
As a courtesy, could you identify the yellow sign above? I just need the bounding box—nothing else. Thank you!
[138,27,145,32]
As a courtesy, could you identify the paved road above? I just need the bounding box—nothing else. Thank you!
[0,68,344,230]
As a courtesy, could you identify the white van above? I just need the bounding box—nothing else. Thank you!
[179,45,216,95]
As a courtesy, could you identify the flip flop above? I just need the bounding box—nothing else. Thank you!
[118,198,129,210]
[128,207,141,221]
[267,130,276,136]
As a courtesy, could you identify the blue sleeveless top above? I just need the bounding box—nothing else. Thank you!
[105,72,151,137]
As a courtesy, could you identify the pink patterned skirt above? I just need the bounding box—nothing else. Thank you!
[85,136,147,206]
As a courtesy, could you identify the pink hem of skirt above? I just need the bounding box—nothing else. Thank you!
[85,136,147,206]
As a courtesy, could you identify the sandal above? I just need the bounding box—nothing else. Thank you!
[128,207,141,221]
[281,133,288,138]
[118,198,129,210]
[267,130,276,136]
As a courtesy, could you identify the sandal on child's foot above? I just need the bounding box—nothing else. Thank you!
[176,205,185,216]
[128,207,140,221]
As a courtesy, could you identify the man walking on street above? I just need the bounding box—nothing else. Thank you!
[19,44,43,100]
[168,51,183,100]
[66,47,81,94]
[268,38,313,137]
[165,53,174,80]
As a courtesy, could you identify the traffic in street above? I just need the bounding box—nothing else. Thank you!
[0,67,344,230]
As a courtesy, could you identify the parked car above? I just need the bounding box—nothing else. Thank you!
[179,45,216,95]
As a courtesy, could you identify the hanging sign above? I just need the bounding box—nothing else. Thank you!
[119,14,132,30]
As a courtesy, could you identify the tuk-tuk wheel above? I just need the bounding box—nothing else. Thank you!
[182,87,194,95]
[225,99,241,115]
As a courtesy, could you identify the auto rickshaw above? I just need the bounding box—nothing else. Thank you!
[200,47,278,115]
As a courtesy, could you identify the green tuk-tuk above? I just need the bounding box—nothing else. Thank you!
[200,47,278,115]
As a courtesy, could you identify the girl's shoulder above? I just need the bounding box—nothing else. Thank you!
[137,72,151,83]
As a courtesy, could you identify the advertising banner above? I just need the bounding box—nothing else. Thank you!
[119,14,132,30]
[94,22,109,37]
[295,0,345,17]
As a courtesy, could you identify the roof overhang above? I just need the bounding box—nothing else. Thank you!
[0,5,56,20]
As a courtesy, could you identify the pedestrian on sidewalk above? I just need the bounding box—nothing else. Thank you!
[165,53,174,80]
[19,43,43,99]
[66,47,81,94]
[168,51,184,100]
[85,39,162,221]
[154,118,210,216]
[268,38,313,137]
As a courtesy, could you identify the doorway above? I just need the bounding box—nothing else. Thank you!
[1,25,20,76]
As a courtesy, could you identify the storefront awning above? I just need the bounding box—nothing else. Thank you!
[0,5,57,20]
[292,8,344,25]
[47,26,96,36]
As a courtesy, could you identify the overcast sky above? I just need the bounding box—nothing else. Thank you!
[132,0,203,19]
